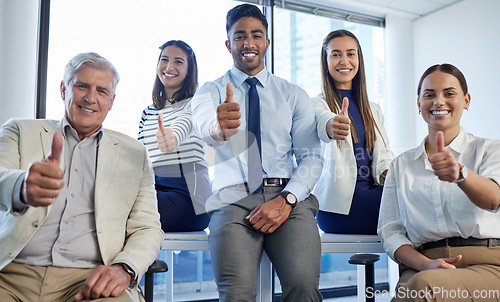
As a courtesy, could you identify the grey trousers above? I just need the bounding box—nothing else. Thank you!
[208,184,323,302]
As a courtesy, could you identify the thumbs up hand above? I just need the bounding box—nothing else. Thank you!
[216,82,241,140]
[429,131,461,182]
[23,132,64,207]
[327,97,351,140]
[341,96,349,117]
[156,114,178,153]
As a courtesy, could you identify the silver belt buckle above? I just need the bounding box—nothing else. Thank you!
[263,178,278,187]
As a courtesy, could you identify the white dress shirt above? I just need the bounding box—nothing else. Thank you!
[191,66,323,206]
[378,128,500,261]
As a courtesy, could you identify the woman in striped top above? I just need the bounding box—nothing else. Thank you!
[138,40,210,231]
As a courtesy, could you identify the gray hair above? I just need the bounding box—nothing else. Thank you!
[63,52,120,92]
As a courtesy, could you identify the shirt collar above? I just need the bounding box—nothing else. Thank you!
[62,117,103,143]
[412,127,469,160]
[413,137,428,161]
[447,128,468,154]
[230,66,269,88]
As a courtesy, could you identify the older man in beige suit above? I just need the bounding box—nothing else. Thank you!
[0,52,163,301]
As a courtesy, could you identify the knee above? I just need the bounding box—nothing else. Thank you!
[216,279,257,302]
[280,276,321,301]
[395,270,439,301]
[407,270,437,291]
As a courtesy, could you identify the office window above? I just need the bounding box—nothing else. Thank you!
[46,0,237,138]
[45,1,388,300]
[272,6,389,296]
[46,1,238,300]
[273,6,386,108]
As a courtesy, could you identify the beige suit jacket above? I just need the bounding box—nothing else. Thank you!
[0,119,163,284]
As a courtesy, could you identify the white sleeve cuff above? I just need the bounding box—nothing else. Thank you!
[209,118,224,141]
[12,172,29,212]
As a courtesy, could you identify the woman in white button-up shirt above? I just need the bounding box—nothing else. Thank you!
[378,64,500,301]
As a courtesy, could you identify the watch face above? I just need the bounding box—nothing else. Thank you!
[455,164,468,183]
[461,165,468,180]
[286,193,297,204]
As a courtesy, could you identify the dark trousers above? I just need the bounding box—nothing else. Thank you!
[155,174,210,232]
[317,181,382,235]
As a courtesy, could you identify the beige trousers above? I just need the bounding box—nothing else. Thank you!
[393,245,500,302]
[0,262,138,302]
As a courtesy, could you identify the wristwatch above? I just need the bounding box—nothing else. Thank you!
[120,263,136,282]
[279,191,297,208]
[454,163,468,183]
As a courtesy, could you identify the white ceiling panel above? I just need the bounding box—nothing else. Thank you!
[307,0,463,19]
[429,0,461,5]
[388,0,443,16]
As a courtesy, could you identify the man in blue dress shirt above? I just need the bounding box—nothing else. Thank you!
[191,4,324,301]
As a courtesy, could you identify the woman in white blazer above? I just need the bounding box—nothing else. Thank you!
[312,29,393,234]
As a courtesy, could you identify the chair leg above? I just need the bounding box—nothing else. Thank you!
[144,259,169,302]
[144,272,154,302]
[349,253,380,302]
[365,263,375,302]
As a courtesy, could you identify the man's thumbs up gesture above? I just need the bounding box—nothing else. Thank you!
[327,97,351,140]
[23,132,64,207]
[429,131,461,182]
[216,82,241,141]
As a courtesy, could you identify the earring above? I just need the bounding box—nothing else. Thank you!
[418,110,421,115]
[465,107,469,111]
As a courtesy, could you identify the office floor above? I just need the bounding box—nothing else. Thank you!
[325,294,391,301]
[149,281,393,301]
[158,290,393,301]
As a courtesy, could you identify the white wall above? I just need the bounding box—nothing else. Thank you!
[413,0,500,140]
[384,14,417,156]
[0,0,39,125]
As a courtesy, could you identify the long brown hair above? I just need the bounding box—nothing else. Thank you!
[320,29,382,151]
[152,40,198,109]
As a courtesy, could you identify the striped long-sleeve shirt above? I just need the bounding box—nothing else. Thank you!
[138,98,207,169]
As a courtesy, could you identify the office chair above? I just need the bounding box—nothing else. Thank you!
[349,253,380,302]
[143,260,168,302]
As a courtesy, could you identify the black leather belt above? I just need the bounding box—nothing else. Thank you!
[420,237,500,251]
[262,178,289,187]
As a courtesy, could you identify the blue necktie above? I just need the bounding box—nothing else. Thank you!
[245,77,263,193]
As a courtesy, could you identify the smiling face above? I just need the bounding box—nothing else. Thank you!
[326,36,359,90]
[157,45,189,99]
[417,70,470,135]
[226,16,269,76]
[61,66,115,140]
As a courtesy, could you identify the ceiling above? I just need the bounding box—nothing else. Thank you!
[304,0,464,20]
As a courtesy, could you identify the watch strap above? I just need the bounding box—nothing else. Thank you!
[454,163,467,183]
[120,263,136,283]
[279,191,297,207]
